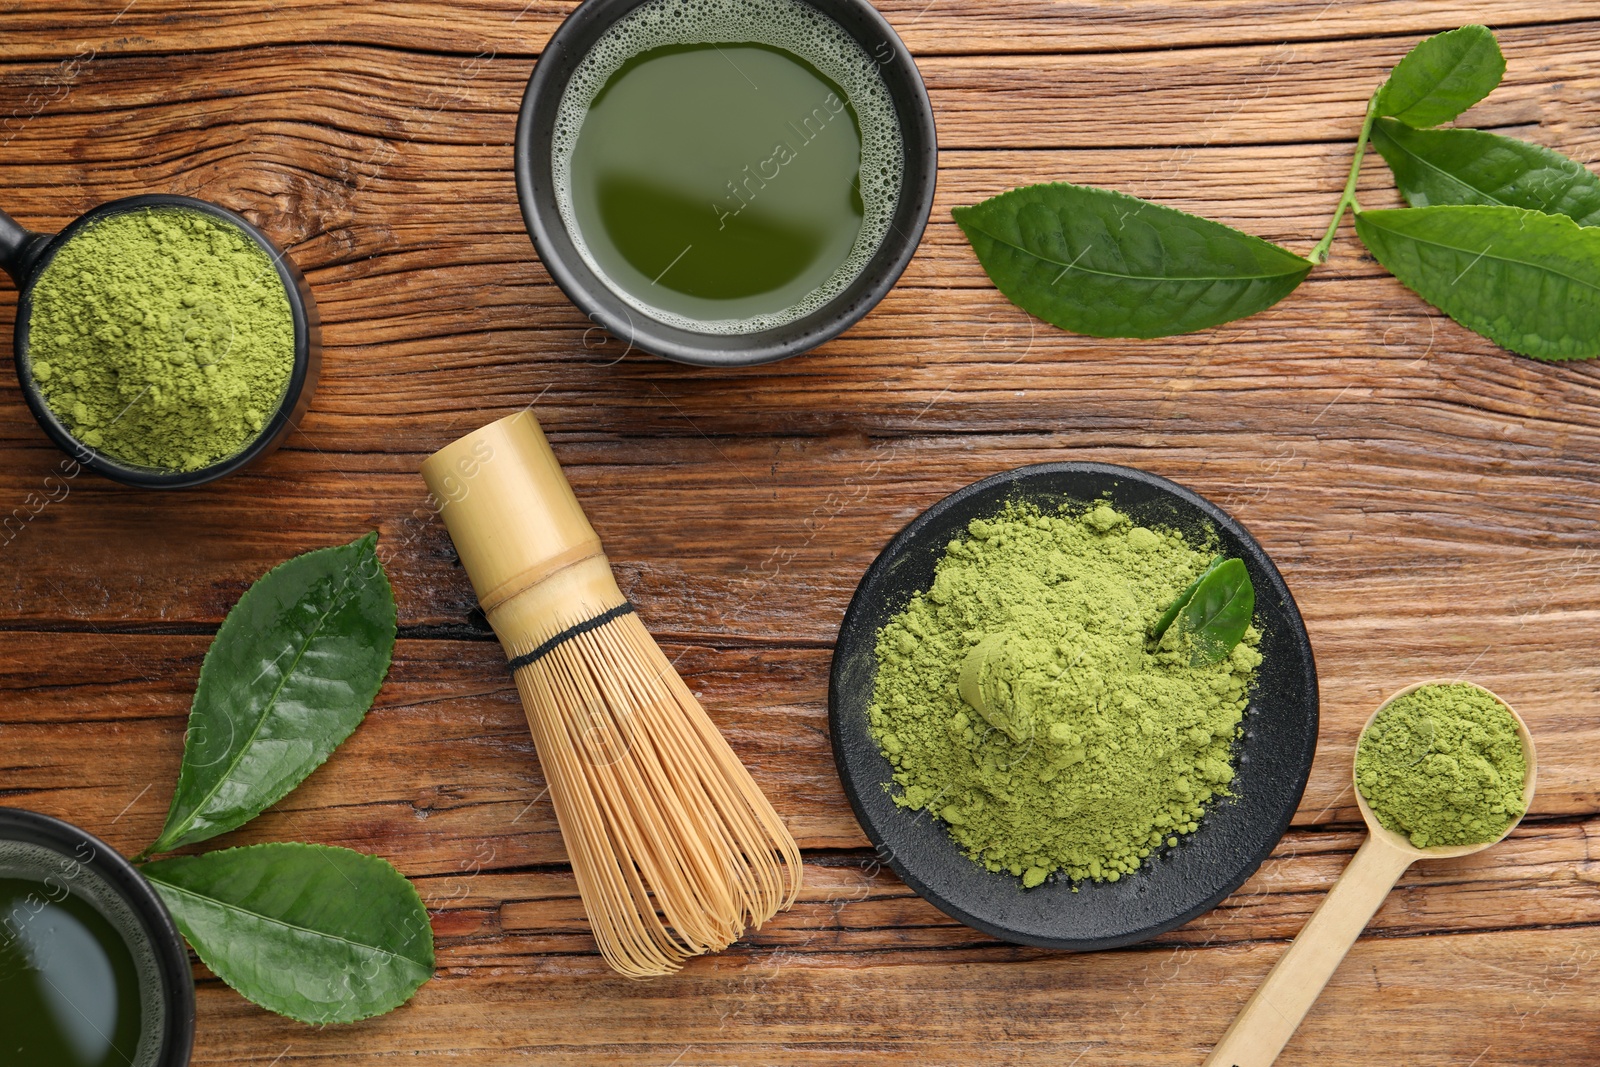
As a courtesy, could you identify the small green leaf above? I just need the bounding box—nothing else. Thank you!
[952,183,1312,339]
[145,843,433,1024]
[1372,118,1600,225]
[1377,24,1505,128]
[1176,558,1254,667]
[1355,205,1600,360]
[146,533,397,856]
[1150,554,1226,642]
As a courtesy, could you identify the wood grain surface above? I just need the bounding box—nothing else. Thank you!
[3,2,1600,1064]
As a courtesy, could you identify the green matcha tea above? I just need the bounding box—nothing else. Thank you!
[0,876,148,1066]
[554,0,903,332]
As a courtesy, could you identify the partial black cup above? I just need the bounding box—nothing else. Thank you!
[515,0,938,366]
[0,806,195,1066]
[0,195,319,488]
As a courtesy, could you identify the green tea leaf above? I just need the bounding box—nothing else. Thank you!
[146,533,396,856]
[1355,205,1600,360]
[1372,118,1600,225]
[145,843,433,1024]
[1176,558,1254,667]
[1149,554,1226,642]
[952,183,1312,339]
[1377,24,1505,128]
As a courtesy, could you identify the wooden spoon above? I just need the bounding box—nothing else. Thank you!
[1202,679,1537,1067]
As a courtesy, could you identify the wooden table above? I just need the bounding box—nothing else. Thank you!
[4,2,1600,1063]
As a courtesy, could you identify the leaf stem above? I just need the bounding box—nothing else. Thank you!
[1310,92,1382,265]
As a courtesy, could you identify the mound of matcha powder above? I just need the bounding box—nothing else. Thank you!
[25,207,294,471]
[868,502,1261,887]
[1356,683,1527,849]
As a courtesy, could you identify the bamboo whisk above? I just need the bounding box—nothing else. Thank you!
[421,411,801,977]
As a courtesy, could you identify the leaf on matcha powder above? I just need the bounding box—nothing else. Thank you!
[1150,554,1225,642]
[145,533,396,856]
[1176,558,1254,667]
[952,183,1312,339]
[145,843,433,1024]
[1355,205,1600,360]
[1376,24,1505,128]
[1372,118,1600,225]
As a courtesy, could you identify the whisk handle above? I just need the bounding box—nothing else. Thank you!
[422,410,604,613]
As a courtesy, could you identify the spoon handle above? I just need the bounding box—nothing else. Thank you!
[1202,834,1415,1067]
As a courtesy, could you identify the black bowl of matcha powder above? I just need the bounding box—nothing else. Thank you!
[830,463,1319,950]
[15,199,305,484]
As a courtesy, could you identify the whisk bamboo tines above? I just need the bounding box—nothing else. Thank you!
[421,411,801,978]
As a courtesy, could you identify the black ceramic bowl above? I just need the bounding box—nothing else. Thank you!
[0,807,194,1065]
[0,195,319,488]
[829,463,1319,950]
[515,0,938,366]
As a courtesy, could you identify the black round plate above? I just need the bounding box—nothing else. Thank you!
[828,462,1319,950]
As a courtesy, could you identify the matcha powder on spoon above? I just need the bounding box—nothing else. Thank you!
[25,208,295,471]
[1356,683,1527,849]
[868,503,1262,887]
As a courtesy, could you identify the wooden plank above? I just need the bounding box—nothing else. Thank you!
[4,0,1600,59]
[5,405,1600,629]
[10,260,1600,449]
[1,28,1595,171]
[173,925,1600,1064]
[424,819,1600,955]
[2,633,1596,865]
[3,141,1413,293]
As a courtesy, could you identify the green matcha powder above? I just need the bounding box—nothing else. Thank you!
[869,503,1261,887]
[1356,682,1527,849]
[25,208,294,471]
